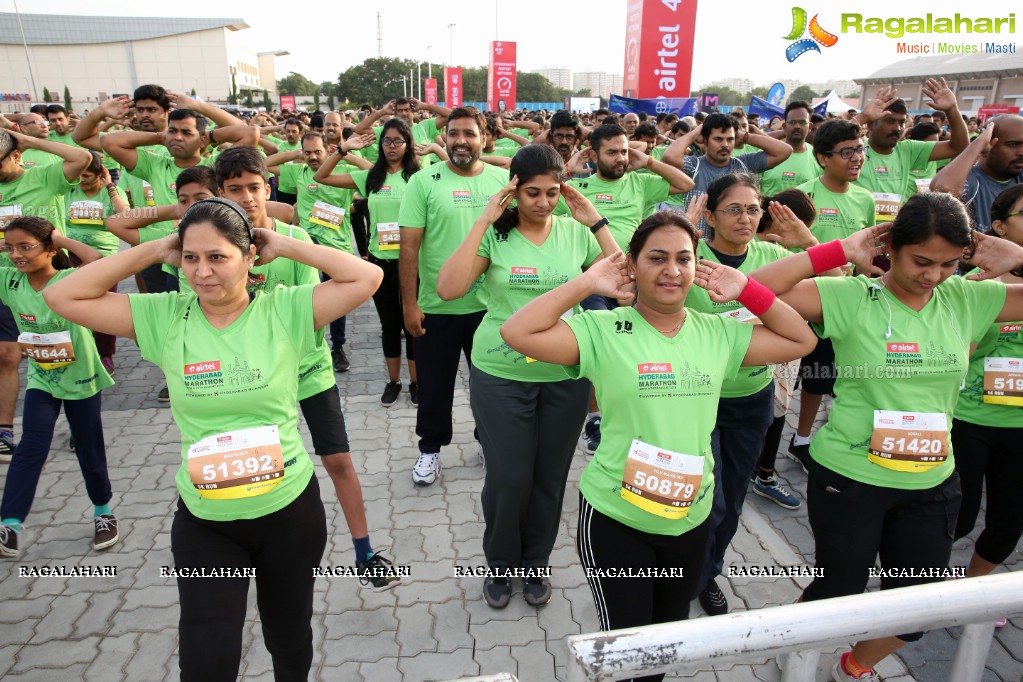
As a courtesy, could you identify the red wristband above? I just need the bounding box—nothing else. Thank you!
[736,276,776,317]
[807,240,847,275]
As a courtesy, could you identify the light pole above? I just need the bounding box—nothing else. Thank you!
[447,24,455,66]
[426,46,433,79]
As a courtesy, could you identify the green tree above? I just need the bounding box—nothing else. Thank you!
[277,72,320,97]
[692,85,744,108]
[228,74,238,105]
[789,85,819,104]
[244,89,254,108]
[262,89,272,111]
[63,85,71,111]
[327,94,336,112]
[335,57,420,105]
[750,86,770,100]
[42,86,52,103]
[313,91,321,110]
[190,87,197,97]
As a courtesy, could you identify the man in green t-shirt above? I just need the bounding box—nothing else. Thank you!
[398,107,510,486]
[45,105,76,146]
[0,129,91,460]
[851,80,968,221]
[760,101,822,196]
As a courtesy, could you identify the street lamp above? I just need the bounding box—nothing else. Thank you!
[447,24,455,66]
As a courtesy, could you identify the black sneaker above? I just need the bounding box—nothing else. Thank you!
[583,416,601,455]
[0,524,19,558]
[381,381,402,407]
[357,551,401,591]
[699,579,729,616]
[408,381,419,406]
[332,348,350,373]
[93,514,119,551]
[0,432,14,463]
[483,576,512,608]
[787,435,811,474]
[523,576,552,606]
[157,385,170,403]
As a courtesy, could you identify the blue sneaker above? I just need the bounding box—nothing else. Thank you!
[752,475,801,510]
[583,416,601,455]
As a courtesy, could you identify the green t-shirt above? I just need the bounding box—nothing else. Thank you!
[129,285,319,521]
[810,275,1005,489]
[119,144,170,210]
[65,184,127,256]
[350,169,411,261]
[855,140,936,215]
[0,163,75,241]
[0,268,113,400]
[398,161,510,315]
[131,150,214,243]
[760,145,821,196]
[954,272,1023,428]
[20,148,63,170]
[795,177,875,245]
[564,306,752,535]
[277,163,356,254]
[557,172,671,252]
[471,216,601,382]
[685,240,789,397]
[483,146,519,160]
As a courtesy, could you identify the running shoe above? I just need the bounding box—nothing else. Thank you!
[787,435,811,473]
[831,652,880,681]
[583,416,601,455]
[412,452,441,486]
[483,576,512,608]
[523,576,552,606]
[94,514,120,551]
[698,579,728,616]
[381,381,401,407]
[157,385,170,403]
[0,524,18,558]
[408,381,419,406]
[332,348,350,373]
[357,551,401,591]
[0,432,14,463]
[752,475,801,510]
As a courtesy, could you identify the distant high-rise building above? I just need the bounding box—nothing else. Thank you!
[574,71,622,100]
[533,67,573,91]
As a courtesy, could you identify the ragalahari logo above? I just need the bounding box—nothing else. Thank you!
[784,7,839,61]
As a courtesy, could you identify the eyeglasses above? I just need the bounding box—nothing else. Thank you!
[381,138,406,147]
[824,145,866,160]
[552,133,576,142]
[716,206,762,218]
[1006,210,1023,219]
[1,242,43,254]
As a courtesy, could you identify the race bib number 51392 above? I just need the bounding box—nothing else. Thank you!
[187,425,284,499]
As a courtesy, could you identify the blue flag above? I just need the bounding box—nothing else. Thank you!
[609,94,700,117]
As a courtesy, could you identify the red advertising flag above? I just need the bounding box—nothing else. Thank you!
[424,78,438,105]
[279,94,296,111]
[622,0,699,99]
[444,67,463,108]
[487,41,517,113]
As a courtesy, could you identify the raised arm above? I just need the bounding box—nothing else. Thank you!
[661,124,702,168]
[930,125,990,195]
[265,148,304,177]
[73,97,130,151]
[208,124,260,148]
[167,92,244,129]
[437,181,516,300]
[354,101,391,135]
[10,130,91,182]
[409,98,452,129]
[626,148,694,195]
[100,130,164,172]
[743,127,793,169]
[921,78,968,161]
[52,231,103,266]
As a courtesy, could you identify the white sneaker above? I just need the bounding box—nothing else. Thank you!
[412,452,442,486]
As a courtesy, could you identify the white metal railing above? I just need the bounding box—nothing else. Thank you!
[565,572,1023,682]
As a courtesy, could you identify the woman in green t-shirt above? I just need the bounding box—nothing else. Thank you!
[314,118,421,406]
[42,198,383,682]
[750,193,1023,681]
[0,216,116,560]
[437,144,617,609]
[952,184,1023,625]
[501,211,815,676]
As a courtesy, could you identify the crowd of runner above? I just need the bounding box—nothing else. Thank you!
[0,78,1021,681]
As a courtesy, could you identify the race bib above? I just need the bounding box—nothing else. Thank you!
[982,356,1023,406]
[868,410,948,472]
[141,181,155,207]
[310,201,345,230]
[68,200,104,225]
[376,222,400,250]
[914,178,931,194]
[719,306,761,325]
[873,192,901,223]
[621,439,704,519]
[0,204,22,233]
[18,330,75,370]
[186,425,284,500]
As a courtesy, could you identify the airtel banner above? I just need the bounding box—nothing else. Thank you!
[487,41,517,112]
[279,94,296,111]
[444,67,463,108]
[623,0,698,100]
[424,78,438,105]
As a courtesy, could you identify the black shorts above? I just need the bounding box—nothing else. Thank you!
[298,386,350,456]
[798,332,835,395]
[0,302,18,343]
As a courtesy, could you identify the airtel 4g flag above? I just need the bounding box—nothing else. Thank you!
[623,0,699,99]
[444,67,463,108]
[487,41,517,113]
[424,78,438,105]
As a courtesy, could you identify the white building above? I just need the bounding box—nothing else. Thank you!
[534,67,572,90]
[574,71,623,100]
[0,12,287,109]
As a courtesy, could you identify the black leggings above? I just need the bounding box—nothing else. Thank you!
[577,494,710,682]
[171,475,327,682]
[952,418,1023,564]
[369,256,414,361]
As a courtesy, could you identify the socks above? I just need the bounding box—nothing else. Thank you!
[2,518,23,534]
[94,504,112,517]
[792,433,811,446]
[353,536,373,562]
[842,651,874,678]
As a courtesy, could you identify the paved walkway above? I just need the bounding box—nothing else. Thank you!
[0,284,1019,681]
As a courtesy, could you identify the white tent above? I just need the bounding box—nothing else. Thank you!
[812,90,859,114]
